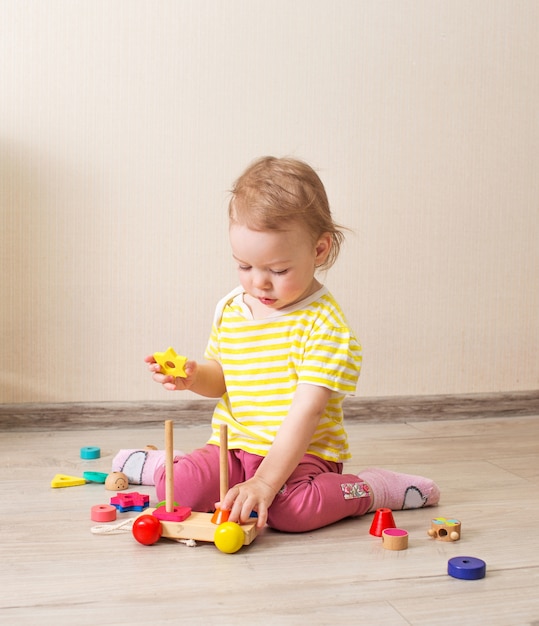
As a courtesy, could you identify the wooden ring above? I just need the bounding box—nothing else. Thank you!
[91,504,117,522]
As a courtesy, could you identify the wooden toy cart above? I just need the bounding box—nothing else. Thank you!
[134,420,258,552]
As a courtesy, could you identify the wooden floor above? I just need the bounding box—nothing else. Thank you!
[1,414,539,625]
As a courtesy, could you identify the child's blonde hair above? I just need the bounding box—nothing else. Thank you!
[229,156,346,269]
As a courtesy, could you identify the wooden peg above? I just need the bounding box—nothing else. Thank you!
[165,419,174,514]
[153,419,191,522]
[211,424,230,525]
[219,424,229,501]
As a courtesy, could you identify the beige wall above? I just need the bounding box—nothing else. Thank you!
[1,1,538,403]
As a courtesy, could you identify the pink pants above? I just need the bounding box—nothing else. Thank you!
[154,444,372,532]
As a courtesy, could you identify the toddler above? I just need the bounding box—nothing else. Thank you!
[114,156,439,532]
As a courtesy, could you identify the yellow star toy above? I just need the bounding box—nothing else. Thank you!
[153,347,188,378]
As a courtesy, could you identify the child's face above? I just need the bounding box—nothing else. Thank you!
[229,222,330,315]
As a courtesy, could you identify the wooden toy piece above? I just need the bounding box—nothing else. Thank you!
[136,419,259,549]
[110,492,150,513]
[83,471,108,483]
[165,419,174,512]
[153,506,192,522]
[91,504,117,522]
[143,508,258,546]
[80,446,100,459]
[382,528,409,551]
[105,472,129,491]
[428,517,461,542]
[132,515,162,545]
[369,507,396,536]
[153,347,188,378]
[51,474,86,488]
[448,556,486,580]
[152,419,192,523]
[211,424,230,525]
[214,521,246,554]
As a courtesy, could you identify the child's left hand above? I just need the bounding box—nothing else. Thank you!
[217,476,277,529]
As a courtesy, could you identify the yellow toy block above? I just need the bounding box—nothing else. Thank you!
[51,474,86,488]
[153,347,187,378]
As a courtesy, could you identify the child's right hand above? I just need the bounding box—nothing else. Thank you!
[144,355,198,391]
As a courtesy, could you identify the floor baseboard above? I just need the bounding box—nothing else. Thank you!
[0,390,538,431]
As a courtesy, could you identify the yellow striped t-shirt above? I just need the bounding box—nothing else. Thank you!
[204,285,362,463]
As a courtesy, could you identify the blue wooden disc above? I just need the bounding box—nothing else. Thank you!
[448,556,486,580]
[81,446,101,459]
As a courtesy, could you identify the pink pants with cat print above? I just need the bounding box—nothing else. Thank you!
[154,444,373,533]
